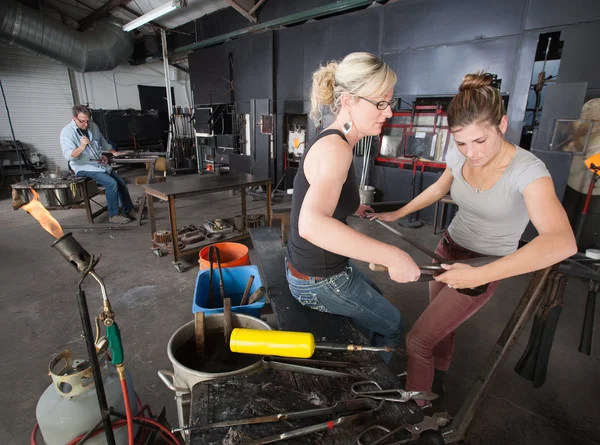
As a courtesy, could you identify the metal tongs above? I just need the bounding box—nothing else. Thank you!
[262,356,372,379]
[356,412,451,445]
[351,380,438,403]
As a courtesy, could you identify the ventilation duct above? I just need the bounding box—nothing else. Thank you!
[0,0,133,72]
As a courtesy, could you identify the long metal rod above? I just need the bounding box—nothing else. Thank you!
[443,267,553,443]
[0,79,25,181]
[175,399,373,432]
[374,219,444,262]
[77,290,116,445]
[89,271,109,302]
[161,29,173,158]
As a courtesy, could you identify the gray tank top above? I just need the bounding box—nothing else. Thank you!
[446,145,550,256]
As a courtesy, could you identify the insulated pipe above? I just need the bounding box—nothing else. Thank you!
[0,0,133,72]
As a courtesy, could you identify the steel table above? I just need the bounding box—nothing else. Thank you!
[143,173,271,272]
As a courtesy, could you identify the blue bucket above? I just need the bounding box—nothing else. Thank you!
[192,265,265,317]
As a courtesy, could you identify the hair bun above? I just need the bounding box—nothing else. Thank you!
[459,73,494,92]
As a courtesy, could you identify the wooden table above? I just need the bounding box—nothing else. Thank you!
[188,227,425,445]
[143,174,271,272]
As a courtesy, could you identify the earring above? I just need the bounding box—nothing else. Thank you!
[342,120,353,135]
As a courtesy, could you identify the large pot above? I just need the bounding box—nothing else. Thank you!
[158,313,271,441]
[44,188,74,207]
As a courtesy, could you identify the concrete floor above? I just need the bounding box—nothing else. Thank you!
[1,170,599,445]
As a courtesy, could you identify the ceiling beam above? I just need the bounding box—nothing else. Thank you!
[248,0,266,16]
[79,0,132,30]
[224,0,258,23]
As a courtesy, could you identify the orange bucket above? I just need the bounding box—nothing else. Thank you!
[199,242,250,270]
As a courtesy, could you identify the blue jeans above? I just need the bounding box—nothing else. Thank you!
[77,170,134,217]
[285,260,403,363]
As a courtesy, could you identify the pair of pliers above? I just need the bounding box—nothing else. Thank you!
[356,412,451,445]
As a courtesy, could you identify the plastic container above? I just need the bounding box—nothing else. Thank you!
[192,265,265,317]
[198,242,250,270]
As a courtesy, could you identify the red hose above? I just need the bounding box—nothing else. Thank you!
[31,389,180,445]
[32,407,181,445]
[120,377,135,445]
[30,422,39,445]
[62,417,181,445]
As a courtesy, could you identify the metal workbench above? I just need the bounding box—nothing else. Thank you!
[143,173,272,272]
[11,176,108,224]
[188,227,423,445]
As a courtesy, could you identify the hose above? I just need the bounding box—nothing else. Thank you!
[31,401,181,445]
[30,422,39,445]
[119,370,135,445]
[64,417,181,445]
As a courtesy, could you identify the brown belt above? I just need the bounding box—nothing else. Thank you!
[287,260,324,281]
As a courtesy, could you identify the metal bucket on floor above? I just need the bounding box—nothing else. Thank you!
[158,313,271,441]
[359,186,376,204]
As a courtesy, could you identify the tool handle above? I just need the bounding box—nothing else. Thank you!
[369,263,387,272]
[578,288,597,355]
[240,275,255,305]
[223,298,233,346]
[368,263,437,282]
[248,286,266,305]
[106,323,124,365]
[195,312,205,353]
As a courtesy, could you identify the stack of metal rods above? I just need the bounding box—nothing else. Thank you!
[357,136,373,190]
[170,106,196,168]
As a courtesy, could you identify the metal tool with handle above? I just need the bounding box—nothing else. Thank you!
[261,356,369,379]
[173,398,375,432]
[371,219,499,295]
[356,412,451,445]
[230,328,399,358]
[247,400,383,445]
[351,380,438,403]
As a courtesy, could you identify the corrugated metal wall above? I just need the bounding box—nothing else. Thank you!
[0,42,74,171]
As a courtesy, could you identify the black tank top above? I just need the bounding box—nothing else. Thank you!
[286,129,360,277]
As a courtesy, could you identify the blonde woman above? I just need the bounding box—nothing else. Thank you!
[285,53,420,361]
[371,73,576,400]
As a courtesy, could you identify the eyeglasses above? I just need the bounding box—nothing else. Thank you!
[76,117,90,124]
[358,97,398,111]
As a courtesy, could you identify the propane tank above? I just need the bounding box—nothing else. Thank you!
[36,349,137,445]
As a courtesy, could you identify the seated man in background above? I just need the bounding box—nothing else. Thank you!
[60,105,136,224]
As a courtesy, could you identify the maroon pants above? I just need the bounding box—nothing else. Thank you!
[405,233,500,393]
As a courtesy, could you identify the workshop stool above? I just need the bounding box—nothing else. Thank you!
[433,195,455,235]
[271,207,292,246]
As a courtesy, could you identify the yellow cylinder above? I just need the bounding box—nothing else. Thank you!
[230,328,316,358]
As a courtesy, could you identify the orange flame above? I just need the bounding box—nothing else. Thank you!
[22,188,64,239]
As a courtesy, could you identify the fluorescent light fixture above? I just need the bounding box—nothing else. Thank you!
[123,0,185,32]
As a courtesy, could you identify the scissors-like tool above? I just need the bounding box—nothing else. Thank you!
[351,380,438,403]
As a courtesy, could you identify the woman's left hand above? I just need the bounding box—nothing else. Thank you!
[433,263,489,289]
[355,204,374,218]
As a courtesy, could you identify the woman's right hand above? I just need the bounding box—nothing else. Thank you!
[369,211,400,222]
[386,250,421,283]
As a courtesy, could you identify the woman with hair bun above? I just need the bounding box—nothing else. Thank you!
[371,72,576,400]
[286,52,421,362]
